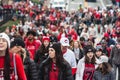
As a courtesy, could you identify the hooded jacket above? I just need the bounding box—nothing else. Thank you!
[25,39,41,58]
[21,49,38,80]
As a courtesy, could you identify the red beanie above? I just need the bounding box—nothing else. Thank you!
[112,33,116,37]
[42,36,50,42]
[104,33,109,38]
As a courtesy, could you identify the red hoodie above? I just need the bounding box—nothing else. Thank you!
[57,32,68,41]
[0,53,27,80]
[69,29,78,40]
[25,39,41,58]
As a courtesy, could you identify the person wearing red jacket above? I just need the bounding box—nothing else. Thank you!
[0,32,27,80]
[25,30,41,59]
[94,11,101,25]
[69,28,78,41]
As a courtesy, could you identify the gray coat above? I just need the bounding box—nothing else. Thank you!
[93,70,115,80]
[110,46,120,65]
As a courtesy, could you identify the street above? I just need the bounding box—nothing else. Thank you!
[66,0,112,11]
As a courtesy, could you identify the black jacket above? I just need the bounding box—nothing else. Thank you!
[38,58,74,80]
[24,57,38,80]
[22,50,38,80]
[34,49,49,70]
[34,49,49,64]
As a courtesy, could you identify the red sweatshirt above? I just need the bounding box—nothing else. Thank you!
[49,63,59,80]
[0,53,27,80]
[83,63,95,80]
[25,39,41,58]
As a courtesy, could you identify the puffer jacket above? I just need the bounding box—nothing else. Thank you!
[34,49,49,65]
[24,57,38,80]
[22,50,38,80]
[38,58,73,80]
[34,48,49,70]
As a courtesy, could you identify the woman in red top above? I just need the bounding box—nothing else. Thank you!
[0,33,26,80]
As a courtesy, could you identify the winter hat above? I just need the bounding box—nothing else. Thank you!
[104,33,109,38]
[42,36,50,42]
[10,38,25,48]
[49,43,61,54]
[27,30,36,36]
[84,45,95,54]
[99,55,108,64]
[79,37,85,41]
[96,44,102,51]
[112,33,116,37]
[0,33,10,47]
[60,37,70,46]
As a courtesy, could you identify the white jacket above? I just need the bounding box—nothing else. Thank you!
[75,57,100,80]
[63,49,77,68]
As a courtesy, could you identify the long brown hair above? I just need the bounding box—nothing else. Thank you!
[49,43,66,71]
[96,62,112,75]
[85,54,96,64]
[73,40,83,49]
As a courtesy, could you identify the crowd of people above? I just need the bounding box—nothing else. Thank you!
[0,0,120,80]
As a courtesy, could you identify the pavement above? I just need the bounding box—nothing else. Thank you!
[66,0,113,11]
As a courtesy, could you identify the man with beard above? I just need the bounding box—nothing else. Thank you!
[25,30,41,59]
